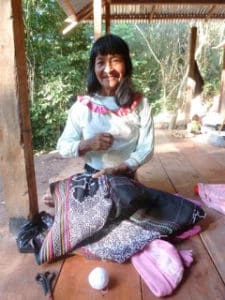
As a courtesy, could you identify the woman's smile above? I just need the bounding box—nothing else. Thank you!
[95,54,126,96]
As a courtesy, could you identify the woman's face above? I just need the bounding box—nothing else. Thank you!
[94,54,126,96]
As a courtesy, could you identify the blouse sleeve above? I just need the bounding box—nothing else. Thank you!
[56,102,83,158]
[124,97,154,170]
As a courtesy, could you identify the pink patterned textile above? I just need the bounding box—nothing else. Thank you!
[78,93,142,116]
[198,183,225,215]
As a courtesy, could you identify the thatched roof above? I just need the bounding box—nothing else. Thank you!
[57,0,225,25]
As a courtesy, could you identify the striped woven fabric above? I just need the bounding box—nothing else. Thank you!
[37,173,205,264]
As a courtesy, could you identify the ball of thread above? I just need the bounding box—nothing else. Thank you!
[88,267,109,290]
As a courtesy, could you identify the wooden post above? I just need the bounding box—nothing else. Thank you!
[0,0,38,231]
[184,26,197,125]
[105,0,110,34]
[218,48,225,116]
[94,0,102,40]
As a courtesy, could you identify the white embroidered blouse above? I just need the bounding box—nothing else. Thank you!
[57,93,154,170]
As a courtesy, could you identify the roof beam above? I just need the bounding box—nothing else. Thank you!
[57,0,77,19]
[77,3,93,21]
[105,0,111,34]
[149,5,156,20]
[205,4,217,21]
[111,0,225,4]
[103,13,225,20]
[94,0,102,40]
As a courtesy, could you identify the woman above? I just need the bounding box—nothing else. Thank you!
[56,33,154,178]
[37,34,204,265]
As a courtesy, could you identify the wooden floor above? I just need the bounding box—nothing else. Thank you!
[1,129,225,299]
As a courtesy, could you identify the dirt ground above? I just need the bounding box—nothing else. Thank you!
[0,151,84,230]
[34,151,84,204]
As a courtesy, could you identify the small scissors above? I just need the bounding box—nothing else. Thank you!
[36,271,56,300]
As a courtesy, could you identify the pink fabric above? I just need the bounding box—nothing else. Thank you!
[179,249,194,267]
[198,183,225,215]
[131,239,193,297]
[78,93,143,116]
[175,224,201,240]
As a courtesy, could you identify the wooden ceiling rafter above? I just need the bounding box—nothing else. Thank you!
[149,5,156,21]
[76,2,93,21]
[58,0,225,35]
[111,0,225,4]
[58,0,78,20]
[101,13,225,21]
[205,5,217,22]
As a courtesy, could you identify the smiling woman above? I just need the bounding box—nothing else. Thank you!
[94,54,126,96]
[56,33,154,175]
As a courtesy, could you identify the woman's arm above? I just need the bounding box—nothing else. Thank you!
[124,97,154,170]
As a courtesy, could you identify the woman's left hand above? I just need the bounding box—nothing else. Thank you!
[92,163,133,178]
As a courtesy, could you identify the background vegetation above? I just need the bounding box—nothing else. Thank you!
[23,0,225,151]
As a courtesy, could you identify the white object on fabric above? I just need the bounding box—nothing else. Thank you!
[57,94,154,170]
[88,267,109,290]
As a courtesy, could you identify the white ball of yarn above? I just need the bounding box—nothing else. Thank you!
[88,267,109,290]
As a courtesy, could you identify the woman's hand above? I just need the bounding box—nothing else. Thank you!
[78,133,114,155]
[92,163,133,178]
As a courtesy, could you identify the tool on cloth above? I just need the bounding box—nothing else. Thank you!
[35,271,56,299]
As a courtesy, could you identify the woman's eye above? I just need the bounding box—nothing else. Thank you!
[96,61,104,66]
[112,57,123,64]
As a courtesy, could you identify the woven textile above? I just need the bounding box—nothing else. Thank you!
[36,173,205,264]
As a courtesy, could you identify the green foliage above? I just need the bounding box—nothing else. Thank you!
[23,0,92,150]
[23,2,225,150]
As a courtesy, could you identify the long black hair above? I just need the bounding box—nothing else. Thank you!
[87,34,136,107]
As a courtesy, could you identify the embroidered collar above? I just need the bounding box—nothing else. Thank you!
[78,93,142,116]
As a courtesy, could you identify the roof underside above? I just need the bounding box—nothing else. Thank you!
[57,0,225,24]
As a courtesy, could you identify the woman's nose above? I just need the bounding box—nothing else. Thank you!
[104,61,112,73]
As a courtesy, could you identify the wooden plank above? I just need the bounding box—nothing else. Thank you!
[11,0,38,217]
[135,154,175,193]
[110,1,225,4]
[0,0,37,221]
[218,48,225,115]
[54,256,142,300]
[0,229,62,300]
[105,0,111,34]
[201,218,225,284]
[94,0,102,40]
[169,133,225,183]
[154,129,222,227]
[184,26,197,124]
[155,131,201,197]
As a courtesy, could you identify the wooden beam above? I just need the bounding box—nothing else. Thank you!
[77,3,93,21]
[111,0,225,4]
[102,13,225,21]
[0,0,38,229]
[188,27,197,78]
[105,0,111,34]
[149,5,156,20]
[62,3,93,35]
[184,26,197,124]
[218,49,225,116]
[57,0,77,19]
[205,4,217,21]
[94,0,102,40]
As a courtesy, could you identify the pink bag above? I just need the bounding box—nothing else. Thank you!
[198,183,225,215]
[131,239,193,297]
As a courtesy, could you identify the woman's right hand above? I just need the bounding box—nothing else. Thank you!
[78,133,114,155]
[90,133,114,151]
